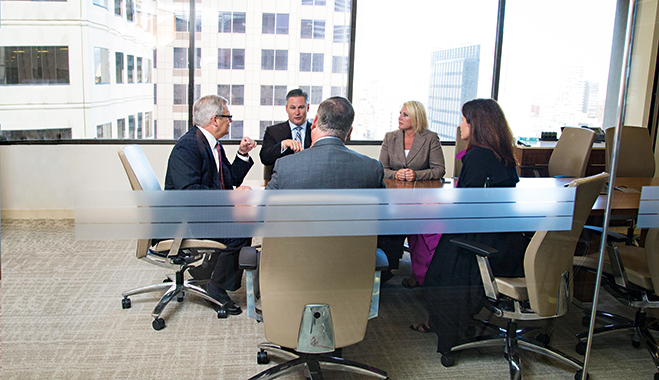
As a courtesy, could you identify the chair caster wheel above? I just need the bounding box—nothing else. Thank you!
[217,307,228,319]
[575,370,589,380]
[632,340,641,348]
[440,353,455,367]
[257,349,270,364]
[632,331,641,348]
[535,333,550,346]
[581,316,590,327]
[177,295,185,303]
[121,298,131,309]
[575,341,586,356]
[152,318,166,331]
[654,372,659,380]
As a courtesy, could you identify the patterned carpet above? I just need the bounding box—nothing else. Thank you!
[2,219,658,379]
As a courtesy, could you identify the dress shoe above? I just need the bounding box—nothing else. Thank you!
[381,270,394,283]
[207,282,242,315]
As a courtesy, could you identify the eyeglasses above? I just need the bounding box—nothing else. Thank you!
[216,114,232,120]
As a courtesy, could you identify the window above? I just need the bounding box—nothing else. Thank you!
[301,85,323,104]
[230,120,243,139]
[333,25,350,43]
[262,13,289,34]
[136,57,142,83]
[115,52,124,83]
[302,0,325,5]
[175,12,202,32]
[218,84,245,105]
[96,122,111,138]
[312,53,323,72]
[145,58,152,83]
[126,55,134,83]
[332,56,347,74]
[173,120,187,139]
[153,83,157,104]
[144,112,152,138]
[301,20,325,39]
[93,0,108,9]
[274,85,287,105]
[331,86,345,97]
[1,46,69,85]
[174,48,201,69]
[114,0,122,16]
[174,84,201,105]
[335,0,350,12]
[117,118,126,138]
[125,0,134,21]
[94,47,110,84]
[300,53,324,72]
[263,50,287,70]
[275,50,288,70]
[218,49,245,70]
[260,85,287,106]
[137,112,143,139]
[128,115,135,138]
[219,12,246,33]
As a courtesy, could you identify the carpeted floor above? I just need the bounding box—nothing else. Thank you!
[2,219,658,379]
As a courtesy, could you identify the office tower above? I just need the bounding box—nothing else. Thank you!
[427,45,480,141]
[0,0,352,140]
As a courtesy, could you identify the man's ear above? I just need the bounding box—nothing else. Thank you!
[311,115,318,129]
[345,126,353,141]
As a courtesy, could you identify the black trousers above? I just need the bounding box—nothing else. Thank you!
[188,237,252,292]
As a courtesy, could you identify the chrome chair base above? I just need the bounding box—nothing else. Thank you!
[249,343,390,380]
[444,319,584,380]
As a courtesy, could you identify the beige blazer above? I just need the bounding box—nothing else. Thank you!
[379,129,446,180]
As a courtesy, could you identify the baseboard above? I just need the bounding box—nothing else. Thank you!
[1,209,74,219]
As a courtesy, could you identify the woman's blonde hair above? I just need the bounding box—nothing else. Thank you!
[403,100,429,133]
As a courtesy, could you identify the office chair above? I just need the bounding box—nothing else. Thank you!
[574,228,659,379]
[605,126,655,244]
[454,126,468,177]
[263,164,274,181]
[441,172,609,380]
[239,236,390,380]
[546,127,596,178]
[605,125,655,177]
[118,145,233,330]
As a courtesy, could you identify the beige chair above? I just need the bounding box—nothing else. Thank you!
[239,236,390,380]
[442,172,609,380]
[119,145,232,330]
[605,125,655,177]
[546,127,596,178]
[574,228,659,377]
[454,126,469,177]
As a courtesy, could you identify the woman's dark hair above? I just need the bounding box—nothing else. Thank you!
[462,98,517,168]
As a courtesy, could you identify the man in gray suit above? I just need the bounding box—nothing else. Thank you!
[265,97,385,190]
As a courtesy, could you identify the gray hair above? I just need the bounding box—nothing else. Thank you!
[316,97,354,140]
[193,95,228,127]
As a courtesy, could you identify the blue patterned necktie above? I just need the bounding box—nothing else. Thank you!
[294,126,303,144]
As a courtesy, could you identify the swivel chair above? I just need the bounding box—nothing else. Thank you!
[574,228,659,379]
[454,126,468,177]
[118,145,233,330]
[239,236,390,380]
[605,125,655,177]
[547,127,596,178]
[441,172,609,380]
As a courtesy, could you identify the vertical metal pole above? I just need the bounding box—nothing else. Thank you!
[346,0,358,103]
[188,0,196,130]
[581,0,637,377]
[491,0,505,100]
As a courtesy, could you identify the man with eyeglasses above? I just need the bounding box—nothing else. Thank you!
[259,88,312,171]
[164,94,257,315]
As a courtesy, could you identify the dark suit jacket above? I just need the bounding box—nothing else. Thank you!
[259,120,312,166]
[378,129,446,180]
[265,137,385,189]
[165,126,253,190]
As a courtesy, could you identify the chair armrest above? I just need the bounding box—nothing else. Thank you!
[375,248,389,271]
[583,225,627,243]
[450,238,499,257]
[239,246,258,270]
[449,238,500,300]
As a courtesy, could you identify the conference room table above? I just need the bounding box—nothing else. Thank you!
[246,176,658,217]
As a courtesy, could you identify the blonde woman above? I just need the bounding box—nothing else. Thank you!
[378,101,445,287]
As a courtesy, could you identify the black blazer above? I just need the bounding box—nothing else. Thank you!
[164,127,253,190]
[259,120,312,166]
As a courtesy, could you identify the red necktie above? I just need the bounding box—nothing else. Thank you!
[215,142,225,190]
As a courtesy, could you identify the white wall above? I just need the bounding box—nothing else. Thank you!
[0,142,456,219]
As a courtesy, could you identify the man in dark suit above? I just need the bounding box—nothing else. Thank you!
[164,94,256,315]
[259,89,313,171]
[266,96,384,190]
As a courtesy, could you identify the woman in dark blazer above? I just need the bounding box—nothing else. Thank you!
[378,101,446,288]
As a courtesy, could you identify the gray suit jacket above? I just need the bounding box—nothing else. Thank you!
[378,129,445,180]
[265,137,385,189]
